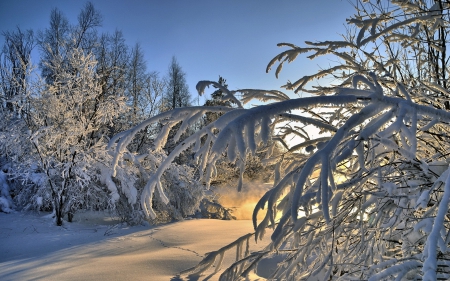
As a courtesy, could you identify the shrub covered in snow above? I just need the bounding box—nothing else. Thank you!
[0,170,14,213]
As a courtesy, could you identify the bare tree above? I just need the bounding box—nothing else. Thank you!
[37,2,101,84]
[0,27,34,114]
[161,56,191,111]
[95,30,129,98]
[73,2,101,51]
[131,71,165,152]
[127,43,147,124]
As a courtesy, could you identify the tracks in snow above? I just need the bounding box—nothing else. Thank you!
[148,229,203,258]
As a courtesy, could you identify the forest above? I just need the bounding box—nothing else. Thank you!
[2,0,450,280]
[0,2,210,226]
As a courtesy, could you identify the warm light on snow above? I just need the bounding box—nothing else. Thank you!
[216,181,278,220]
[0,212,273,281]
[3,0,450,280]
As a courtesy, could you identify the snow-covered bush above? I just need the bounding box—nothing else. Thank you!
[0,108,36,213]
[111,0,450,280]
[109,142,204,224]
[0,170,14,213]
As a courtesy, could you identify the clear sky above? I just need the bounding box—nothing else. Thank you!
[0,0,356,103]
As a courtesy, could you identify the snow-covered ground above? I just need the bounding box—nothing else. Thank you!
[0,211,273,281]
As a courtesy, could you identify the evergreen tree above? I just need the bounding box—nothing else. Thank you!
[203,76,233,125]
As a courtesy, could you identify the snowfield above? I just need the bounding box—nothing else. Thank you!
[0,212,273,281]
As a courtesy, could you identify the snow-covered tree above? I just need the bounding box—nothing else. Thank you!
[110,0,450,280]
[28,47,127,225]
[0,2,182,223]
[0,27,35,214]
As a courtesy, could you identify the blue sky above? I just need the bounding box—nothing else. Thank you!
[0,0,356,103]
